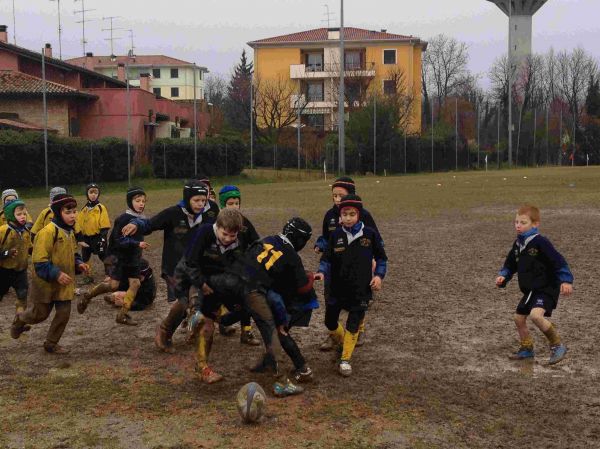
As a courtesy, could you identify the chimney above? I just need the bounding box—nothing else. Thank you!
[43,43,53,58]
[0,25,8,44]
[84,51,94,68]
[381,29,387,33]
[117,63,126,82]
[327,27,340,40]
[140,73,150,92]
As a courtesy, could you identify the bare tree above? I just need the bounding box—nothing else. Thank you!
[253,74,307,143]
[384,65,416,133]
[204,73,227,108]
[423,34,470,110]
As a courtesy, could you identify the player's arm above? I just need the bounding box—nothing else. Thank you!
[496,245,516,287]
[537,237,573,294]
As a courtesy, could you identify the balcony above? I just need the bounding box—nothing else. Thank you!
[291,94,334,111]
[290,62,376,79]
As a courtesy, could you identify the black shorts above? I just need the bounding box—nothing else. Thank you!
[110,258,141,281]
[326,295,370,312]
[81,235,107,262]
[516,291,556,317]
[0,267,28,300]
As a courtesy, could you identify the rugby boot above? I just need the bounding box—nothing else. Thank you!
[291,365,313,383]
[508,347,535,360]
[10,315,29,339]
[155,325,175,353]
[273,378,304,397]
[338,360,352,377]
[240,329,261,346]
[77,292,93,314]
[115,310,138,326]
[43,342,70,354]
[219,323,236,336]
[200,366,223,384]
[319,334,335,351]
[548,343,567,365]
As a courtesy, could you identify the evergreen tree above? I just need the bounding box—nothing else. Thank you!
[224,50,253,130]
[585,75,600,118]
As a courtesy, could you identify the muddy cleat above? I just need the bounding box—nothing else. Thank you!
[200,366,223,384]
[548,343,567,365]
[155,325,175,353]
[10,317,29,339]
[291,365,313,383]
[77,293,92,315]
[273,378,304,397]
[250,353,278,374]
[508,347,535,360]
[219,323,236,336]
[115,310,138,326]
[338,361,352,377]
[240,329,261,346]
[43,343,70,354]
[355,331,366,347]
[319,335,335,351]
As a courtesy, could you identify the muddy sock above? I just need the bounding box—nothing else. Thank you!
[197,331,213,370]
[329,323,345,346]
[543,324,561,346]
[88,282,113,299]
[242,325,252,332]
[341,331,359,362]
[358,318,366,334]
[520,336,534,350]
[122,289,136,310]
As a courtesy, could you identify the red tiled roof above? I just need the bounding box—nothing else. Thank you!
[65,54,207,70]
[0,117,57,132]
[0,71,97,98]
[248,27,419,46]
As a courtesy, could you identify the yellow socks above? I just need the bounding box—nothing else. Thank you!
[520,335,534,350]
[341,331,359,362]
[197,331,213,370]
[242,325,252,332]
[358,319,366,334]
[543,324,561,346]
[122,289,136,310]
[329,323,345,346]
[89,282,113,298]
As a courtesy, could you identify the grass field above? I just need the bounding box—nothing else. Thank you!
[1,166,600,449]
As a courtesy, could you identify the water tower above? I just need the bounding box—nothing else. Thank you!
[487,0,548,67]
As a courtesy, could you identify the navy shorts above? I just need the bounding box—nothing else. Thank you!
[516,291,556,317]
[0,267,28,300]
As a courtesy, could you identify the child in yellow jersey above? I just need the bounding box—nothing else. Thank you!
[76,184,111,283]
[30,187,67,239]
[0,200,33,313]
[10,194,90,354]
[0,189,33,226]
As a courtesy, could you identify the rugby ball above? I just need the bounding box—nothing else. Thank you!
[237,382,266,423]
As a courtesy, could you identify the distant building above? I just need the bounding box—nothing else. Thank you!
[0,26,209,159]
[66,53,208,101]
[248,27,427,134]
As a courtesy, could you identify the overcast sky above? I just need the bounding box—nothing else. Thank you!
[1,0,598,88]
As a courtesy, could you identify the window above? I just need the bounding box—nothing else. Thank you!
[344,51,361,70]
[170,68,179,78]
[383,49,396,65]
[346,82,361,103]
[306,82,324,102]
[152,68,161,78]
[171,87,180,97]
[383,80,396,95]
[153,87,161,96]
[305,114,324,129]
[306,53,323,72]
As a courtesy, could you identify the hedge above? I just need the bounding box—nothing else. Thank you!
[151,136,248,178]
[0,131,131,187]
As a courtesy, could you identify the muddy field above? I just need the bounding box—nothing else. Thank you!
[1,167,599,448]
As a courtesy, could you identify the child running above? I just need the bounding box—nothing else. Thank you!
[495,205,573,365]
[0,199,33,313]
[10,194,90,354]
[77,186,149,325]
[315,194,387,377]
[314,177,382,350]
[103,258,156,311]
[31,187,67,239]
[76,183,111,284]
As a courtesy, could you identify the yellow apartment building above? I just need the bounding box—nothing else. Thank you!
[248,27,427,134]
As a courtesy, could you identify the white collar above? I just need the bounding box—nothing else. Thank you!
[517,233,538,253]
[212,224,239,253]
[342,222,364,245]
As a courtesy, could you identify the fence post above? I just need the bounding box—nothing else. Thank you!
[90,143,94,182]
[225,144,228,177]
[163,143,166,178]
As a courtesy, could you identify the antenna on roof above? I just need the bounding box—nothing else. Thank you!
[321,4,335,28]
[127,29,135,57]
[49,0,63,59]
[74,0,96,57]
[11,0,16,44]
[102,16,123,57]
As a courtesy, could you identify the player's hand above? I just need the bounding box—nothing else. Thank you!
[57,272,73,286]
[78,241,90,248]
[277,325,288,336]
[313,273,325,281]
[139,241,150,249]
[78,263,90,275]
[314,247,322,254]
[370,276,382,291]
[8,248,18,257]
[495,276,506,287]
[201,283,214,296]
[560,283,573,296]
[122,223,138,236]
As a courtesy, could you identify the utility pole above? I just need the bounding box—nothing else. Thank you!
[373,94,376,174]
[193,64,198,176]
[127,29,135,56]
[74,0,95,57]
[42,48,49,191]
[477,100,480,169]
[497,103,500,168]
[250,74,254,170]
[338,0,345,174]
[431,97,434,172]
[297,92,302,171]
[49,0,63,59]
[507,0,513,167]
[102,16,123,56]
[11,0,16,44]
[455,97,458,170]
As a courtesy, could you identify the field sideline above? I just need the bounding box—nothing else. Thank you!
[1,166,599,449]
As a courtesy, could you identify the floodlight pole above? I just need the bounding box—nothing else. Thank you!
[507,0,513,167]
[250,74,254,170]
[193,64,198,176]
[455,97,458,170]
[373,93,376,174]
[42,48,49,191]
[125,59,132,186]
[338,0,345,174]
[431,97,434,172]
